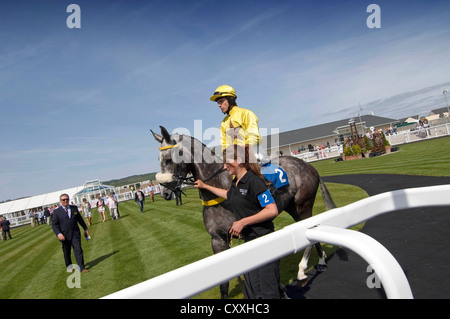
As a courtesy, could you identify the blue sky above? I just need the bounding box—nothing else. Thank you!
[1,0,450,201]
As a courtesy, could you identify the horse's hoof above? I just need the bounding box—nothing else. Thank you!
[297,278,308,287]
[280,292,291,299]
[316,264,328,272]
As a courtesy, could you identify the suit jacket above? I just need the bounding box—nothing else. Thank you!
[52,205,88,241]
[1,219,11,231]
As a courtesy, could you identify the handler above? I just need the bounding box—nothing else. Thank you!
[194,144,281,299]
[210,85,268,163]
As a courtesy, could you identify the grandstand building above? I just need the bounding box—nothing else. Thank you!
[265,114,397,156]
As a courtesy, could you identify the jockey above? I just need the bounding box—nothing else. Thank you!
[210,85,268,163]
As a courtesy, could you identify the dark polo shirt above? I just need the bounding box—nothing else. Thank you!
[227,170,275,240]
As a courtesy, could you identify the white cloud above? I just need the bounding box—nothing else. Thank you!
[256,23,450,130]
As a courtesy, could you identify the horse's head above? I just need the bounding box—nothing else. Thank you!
[151,125,227,201]
[151,126,192,200]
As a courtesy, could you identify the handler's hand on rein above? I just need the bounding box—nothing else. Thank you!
[194,180,205,189]
[229,220,245,237]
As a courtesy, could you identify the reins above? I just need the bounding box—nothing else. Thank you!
[174,167,226,187]
[203,167,227,183]
[180,168,227,206]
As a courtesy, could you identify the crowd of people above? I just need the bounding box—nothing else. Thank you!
[0,183,160,273]
[1,182,159,242]
[62,183,157,224]
[28,206,54,227]
[77,182,157,223]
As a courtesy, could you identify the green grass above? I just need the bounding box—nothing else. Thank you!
[0,185,366,299]
[1,136,449,299]
[0,196,214,299]
[311,136,450,177]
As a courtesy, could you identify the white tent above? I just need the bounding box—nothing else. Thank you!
[425,114,440,121]
[404,117,419,123]
[0,186,83,227]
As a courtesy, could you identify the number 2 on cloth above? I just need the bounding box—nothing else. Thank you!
[257,189,275,207]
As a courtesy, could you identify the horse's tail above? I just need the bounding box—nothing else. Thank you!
[319,178,337,210]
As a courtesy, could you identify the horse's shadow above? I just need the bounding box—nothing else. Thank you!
[286,269,323,299]
[286,250,345,299]
[285,248,388,299]
[86,250,119,269]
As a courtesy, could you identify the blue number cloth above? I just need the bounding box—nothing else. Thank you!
[261,163,290,189]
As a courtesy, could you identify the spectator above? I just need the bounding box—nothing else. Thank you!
[1,216,12,241]
[44,207,51,225]
[34,210,40,225]
[96,195,106,222]
[134,188,145,213]
[39,208,45,225]
[29,210,36,227]
[174,185,183,206]
[147,183,155,203]
[106,194,119,220]
[112,192,120,218]
[81,198,92,226]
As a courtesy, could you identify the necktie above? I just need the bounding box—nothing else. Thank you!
[66,207,70,219]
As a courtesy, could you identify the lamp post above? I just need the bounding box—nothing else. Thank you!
[444,89,449,123]
[358,103,364,135]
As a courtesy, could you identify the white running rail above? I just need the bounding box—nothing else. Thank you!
[103,184,450,299]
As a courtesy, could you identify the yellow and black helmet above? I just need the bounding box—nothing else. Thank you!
[210,85,237,102]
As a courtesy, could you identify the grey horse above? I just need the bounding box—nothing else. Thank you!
[151,126,336,298]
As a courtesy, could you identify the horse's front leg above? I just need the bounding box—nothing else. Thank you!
[315,242,328,272]
[297,245,312,287]
[211,234,231,299]
[296,243,328,287]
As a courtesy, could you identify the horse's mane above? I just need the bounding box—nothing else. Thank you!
[176,134,223,164]
[174,134,230,190]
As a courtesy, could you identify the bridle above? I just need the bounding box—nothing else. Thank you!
[157,143,226,195]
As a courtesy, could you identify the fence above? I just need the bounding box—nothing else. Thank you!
[294,122,450,162]
[386,123,450,145]
[103,184,450,299]
[295,145,343,162]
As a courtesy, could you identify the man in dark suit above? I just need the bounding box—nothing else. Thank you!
[52,193,90,273]
[1,216,12,240]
